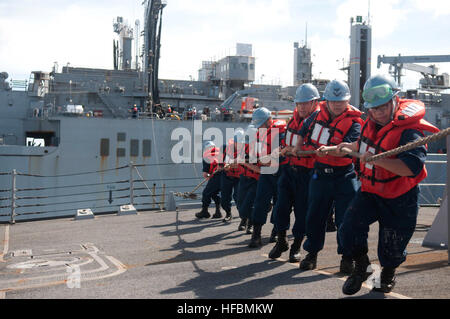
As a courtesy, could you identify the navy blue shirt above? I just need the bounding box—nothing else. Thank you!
[396,129,426,177]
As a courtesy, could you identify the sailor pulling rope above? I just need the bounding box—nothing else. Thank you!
[316,126,450,162]
[262,127,450,162]
[174,164,230,199]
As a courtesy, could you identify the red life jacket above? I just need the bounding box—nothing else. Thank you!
[224,139,244,178]
[285,107,319,168]
[358,99,439,198]
[203,146,221,175]
[241,143,260,180]
[256,119,287,167]
[304,101,363,167]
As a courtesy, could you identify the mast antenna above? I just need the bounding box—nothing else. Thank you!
[305,22,308,47]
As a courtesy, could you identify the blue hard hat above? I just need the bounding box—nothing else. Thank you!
[203,140,215,150]
[252,107,272,128]
[234,128,245,144]
[362,75,399,109]
[245,124,257,143]
[294,83,320,103]
[323,80,351,101]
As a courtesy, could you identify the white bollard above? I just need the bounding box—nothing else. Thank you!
[118,204,138,216]
[75,209,95,220]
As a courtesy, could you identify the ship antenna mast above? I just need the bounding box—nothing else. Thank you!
[305,22,308,47]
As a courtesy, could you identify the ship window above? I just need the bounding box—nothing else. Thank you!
[100,139,109,156]
[143,140,151,157]
[130,139,139,157]
[117,148,125,157]
[117,132,126,142]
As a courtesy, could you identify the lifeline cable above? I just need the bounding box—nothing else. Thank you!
[134,166,164,211]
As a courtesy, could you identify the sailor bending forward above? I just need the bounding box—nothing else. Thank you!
[337,75,439,295]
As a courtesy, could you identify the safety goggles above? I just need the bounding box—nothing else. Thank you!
[362,84,393,105]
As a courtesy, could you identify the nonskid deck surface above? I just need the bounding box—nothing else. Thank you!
[0,206,448,299]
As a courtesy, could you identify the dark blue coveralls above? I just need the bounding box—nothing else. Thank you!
[201,159,222,209]
[237,173,258,221]
[299,116,361,257]
[220,144,241,213]
[250,131,286,228]
[273,164,312,239]
[340,130,426,268]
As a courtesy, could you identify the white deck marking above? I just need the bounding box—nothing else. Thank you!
[0,225,9,262]
[262,254,412,299]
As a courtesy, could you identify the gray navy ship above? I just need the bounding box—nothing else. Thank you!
[0,1,448,223]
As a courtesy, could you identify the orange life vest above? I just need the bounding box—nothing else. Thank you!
[304,101,363,167]
[224,139,244,178]
[256,119,287,167]
[240,143,260,180]
[285,107,319,168]
[203,146,221,175]
[358,99,439,198]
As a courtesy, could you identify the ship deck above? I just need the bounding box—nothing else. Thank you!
[0,205,448,300]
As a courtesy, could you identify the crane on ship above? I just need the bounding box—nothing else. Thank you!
[377,54,450,90]
[143,0,167,110]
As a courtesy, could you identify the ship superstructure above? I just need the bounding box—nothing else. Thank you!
[0,5,447,222]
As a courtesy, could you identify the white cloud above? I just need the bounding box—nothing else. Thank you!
[0,1,141,79]
[412,0,450,17]
[159,0,294,84]
[333,0,409,39]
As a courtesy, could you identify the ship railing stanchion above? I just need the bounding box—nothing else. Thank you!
[447,135,449,265]
[129,161,134,206]
[10,169,16,225]
[161,184,166,211]
[152,183,157,209]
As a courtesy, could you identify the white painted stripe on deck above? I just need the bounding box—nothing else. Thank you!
[262,254,412,299]
[0,225,9,262]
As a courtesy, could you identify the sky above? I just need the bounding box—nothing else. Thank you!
[1,0,450,90]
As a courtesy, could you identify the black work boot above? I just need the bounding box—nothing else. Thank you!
[373,267,396,293]
[299,252,317,270]
[289,237,303,263]
[195,207,210,219]
[238,218,248,231]
[342,254,372,295]
[222,209,232,222]
[268,231,289,259]
[246,220,253,234]
[248,224,262,248]
[269,227,278,243]
[339,255,355,275]
[212,205,222,219]
[326,213,337,232]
